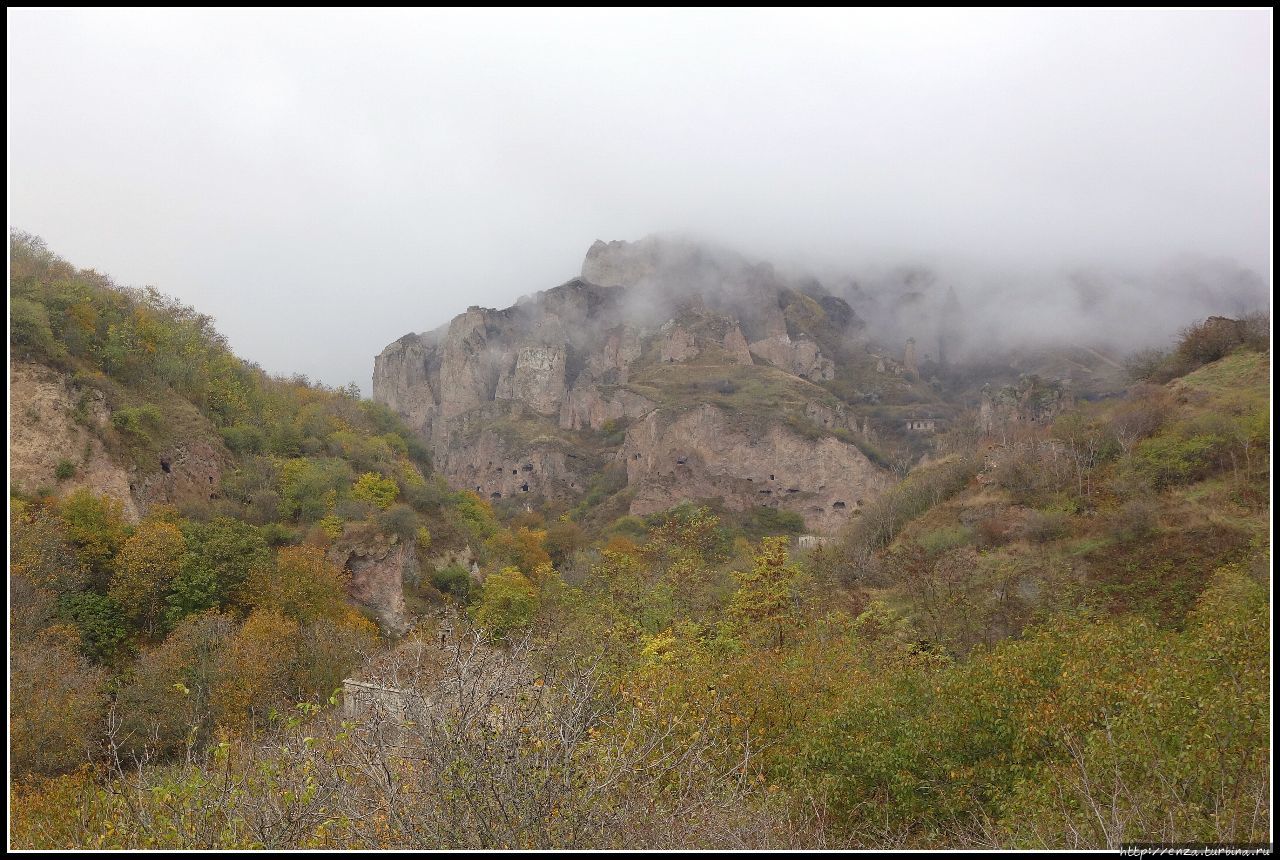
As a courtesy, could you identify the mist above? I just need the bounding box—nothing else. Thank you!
[7,9,1271,392]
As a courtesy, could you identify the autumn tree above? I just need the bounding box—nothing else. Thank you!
[113,611,237,761]
[212,608,301,731]
[11,626,105,777]
[485,526,552,575]
[474,566,538,641]
[57,489,130,587]
[241,545,351,627]
[727,537,811,649]
[11,504,88,597]
[351,471,399,510]
[109,520,187,637]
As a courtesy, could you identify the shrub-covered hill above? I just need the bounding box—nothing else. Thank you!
[824,337,1270,655]
[9,231,553,776]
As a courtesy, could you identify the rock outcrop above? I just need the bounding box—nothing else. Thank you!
[9,361,232,522]
[329,530,418,635]
[10,361,139,518]
[748,332,835,381]
[373,237,886,533]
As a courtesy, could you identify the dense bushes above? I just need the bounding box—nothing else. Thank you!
[9,491,1271,849]
[1126,313,1268,383]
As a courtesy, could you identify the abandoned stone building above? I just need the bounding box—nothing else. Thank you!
[342,678,411,720]
[904,416,942,433]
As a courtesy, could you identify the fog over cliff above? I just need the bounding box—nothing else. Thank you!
[8,9,1271,391]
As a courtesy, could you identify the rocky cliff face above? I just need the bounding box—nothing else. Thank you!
[9,361,231,522]
[373,238,893,533]
[620,403,890,533]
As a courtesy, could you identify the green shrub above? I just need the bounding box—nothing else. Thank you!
[54,460,76,481]
[58,592,130,664]
[473,566,538,641]
[431,563,474,600]
[376,503,418,542]
[917,525,975,554]
[748,506,807,538]
[219,424,264,454]
[110,404,162,438]
[1128,434,1217,488]
[352,471,399,510]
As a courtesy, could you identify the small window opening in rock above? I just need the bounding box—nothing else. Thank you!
[160,458,171,473]
[490,492,501,499]
[769,474,775,481]
[832,501,846,509]
[475,486,481,492]
[521,483,529,492]
[208,476,214,484]
[633,453,641,459]
[513,469,518,475]
[676,457,686,465]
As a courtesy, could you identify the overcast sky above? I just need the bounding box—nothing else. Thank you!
[7,9,1272,392]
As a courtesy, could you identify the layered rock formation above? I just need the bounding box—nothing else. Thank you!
[373,237,892,533]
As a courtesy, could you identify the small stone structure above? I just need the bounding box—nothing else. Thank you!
[342,678,410,720]
[796,534,832,551]
[904,417,939,433]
